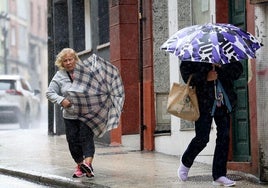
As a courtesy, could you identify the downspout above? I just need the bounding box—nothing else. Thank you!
[47,0,55,135]
[139,0,145,151]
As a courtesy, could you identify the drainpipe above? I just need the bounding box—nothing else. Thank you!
[47,0,55,135]
[139,0,145,151]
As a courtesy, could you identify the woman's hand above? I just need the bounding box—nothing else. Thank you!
[61,98,72,108]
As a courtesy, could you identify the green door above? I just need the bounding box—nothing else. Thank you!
[229,0,251,161]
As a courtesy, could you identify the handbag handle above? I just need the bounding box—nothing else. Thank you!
[186,74,193,86]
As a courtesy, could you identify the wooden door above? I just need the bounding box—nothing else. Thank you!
[229,0,251,161]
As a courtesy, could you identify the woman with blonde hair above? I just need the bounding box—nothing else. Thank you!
[46,48,95,178]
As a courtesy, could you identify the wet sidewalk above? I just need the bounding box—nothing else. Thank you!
[0,128,266,188]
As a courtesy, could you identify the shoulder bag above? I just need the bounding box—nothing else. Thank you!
[167,75,200,121]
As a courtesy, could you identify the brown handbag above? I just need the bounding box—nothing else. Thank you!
[167,75,200,121]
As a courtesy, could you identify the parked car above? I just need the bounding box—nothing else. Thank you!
[0,75,40,129]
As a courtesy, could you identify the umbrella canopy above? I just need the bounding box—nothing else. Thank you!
[67,54,125,137]
[161,23,263,64]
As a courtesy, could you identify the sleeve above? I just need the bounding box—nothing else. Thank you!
[217,61,243,81]
[46,72,65,105]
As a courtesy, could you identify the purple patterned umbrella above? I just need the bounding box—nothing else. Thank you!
[161,23,263,64]
[66,54,125,138]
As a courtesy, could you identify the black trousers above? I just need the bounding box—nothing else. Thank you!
[181,106,230,180]
[64,119,95,164]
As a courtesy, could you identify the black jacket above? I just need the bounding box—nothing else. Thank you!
[180,61,243,114]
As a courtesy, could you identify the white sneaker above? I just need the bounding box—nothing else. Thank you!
[177,162,190,181]
[213,176,236,187]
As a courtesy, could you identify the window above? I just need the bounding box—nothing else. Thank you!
[0,80,15,90]
[98,0,109,45]
[84,0,92,50]
[29,43,37,70]
[191,0,213,25]
[155,94,171,134]
[11,27,16,46]
[30,2,33,25]
[18,26,28,62]
[17,0,28,20]
[38,6,41,29]
[20,79,31,91]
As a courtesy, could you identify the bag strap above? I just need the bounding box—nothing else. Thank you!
[66,71,73,83]
[186,74,193,86]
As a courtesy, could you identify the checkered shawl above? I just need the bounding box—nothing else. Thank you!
[67,54,125,137]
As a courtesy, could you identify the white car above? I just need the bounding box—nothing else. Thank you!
[0,75,40,129]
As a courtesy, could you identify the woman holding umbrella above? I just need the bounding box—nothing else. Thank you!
[177,60,243,186]
[46,48,95,178]
[160,23,262,186]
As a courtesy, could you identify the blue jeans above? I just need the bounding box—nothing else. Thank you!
[181,106,230,180]
[64,119,95,164]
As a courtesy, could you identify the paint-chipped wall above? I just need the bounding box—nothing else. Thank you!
[153,0,192,93]
[255,4,268,182]
[153,0,169,93]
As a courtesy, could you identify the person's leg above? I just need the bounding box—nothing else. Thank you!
[64,119,84,164]
[212,107,230,180]
[79,121,95,159]
[212,107,235,186]
[64,119,85,178]
[178,112,213,181]
[181,112,213,167]
[79,122,95,177]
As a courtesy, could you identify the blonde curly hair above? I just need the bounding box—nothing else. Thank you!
[55,48,80,70]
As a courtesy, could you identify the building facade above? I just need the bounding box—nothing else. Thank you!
[0,0,47,103]
[48,0,268,182]
[0,0,9,74]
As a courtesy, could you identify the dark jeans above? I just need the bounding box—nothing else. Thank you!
[181,106,230,180]
[64,118,95,164]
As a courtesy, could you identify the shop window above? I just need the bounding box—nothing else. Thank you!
[155,93,171,134]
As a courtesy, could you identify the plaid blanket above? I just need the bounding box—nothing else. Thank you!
[67,54,125,137]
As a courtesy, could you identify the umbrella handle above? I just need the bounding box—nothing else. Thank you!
[214,80,218,100]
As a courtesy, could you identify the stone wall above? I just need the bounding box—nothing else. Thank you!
[152,0,192,133]
[255,4,268,182]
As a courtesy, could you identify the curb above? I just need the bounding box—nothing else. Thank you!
[0,166,108,188]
